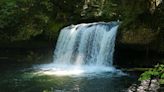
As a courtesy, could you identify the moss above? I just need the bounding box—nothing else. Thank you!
[47,22,65,40]
[159,79,164,84]
[122,68,150,72]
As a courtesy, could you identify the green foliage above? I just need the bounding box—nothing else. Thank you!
[46,22,65,40]
[1,0,83,45]
[102,0,120,20]
[159,79,164,84]
[51,0,83,21]
[0,0,163,44]
[0,0,54,41]
[0,0,84,42]
[139,64,164,84]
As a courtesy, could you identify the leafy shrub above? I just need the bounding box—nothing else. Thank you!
[139,64,164,84]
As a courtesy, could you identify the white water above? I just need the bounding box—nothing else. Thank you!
[38,22,120,76]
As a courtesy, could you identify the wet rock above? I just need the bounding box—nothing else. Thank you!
[128,79,160,92]
[128,84,138,92]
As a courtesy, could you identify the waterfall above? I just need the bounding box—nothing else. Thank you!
[39,22,120,76]
[54,22,118,66]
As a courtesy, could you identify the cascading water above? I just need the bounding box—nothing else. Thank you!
[39,22,120,76]
[54,22,118,66]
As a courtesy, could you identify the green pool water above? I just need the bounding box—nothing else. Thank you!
[0,63,138,92]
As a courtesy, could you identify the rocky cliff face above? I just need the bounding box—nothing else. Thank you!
[114,23,163,67]
[117,24,164,52]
